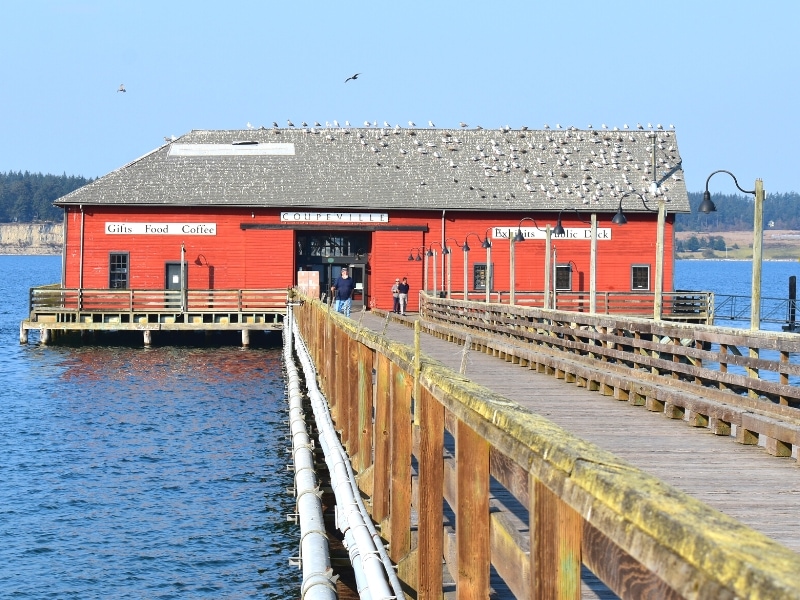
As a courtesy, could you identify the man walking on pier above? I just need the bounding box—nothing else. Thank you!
[331,267,356,317]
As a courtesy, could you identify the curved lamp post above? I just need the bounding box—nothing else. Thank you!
[702,170,764,331]
[512,217,552,307]
[463,231,492,302]
[554,208,597,312]
[613,191,665,320]
[442,237,462,299]
[427,241,449,297]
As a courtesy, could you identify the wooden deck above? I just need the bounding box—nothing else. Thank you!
[357,310,800,555]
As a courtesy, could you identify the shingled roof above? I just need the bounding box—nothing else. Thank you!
[56,125,689,214]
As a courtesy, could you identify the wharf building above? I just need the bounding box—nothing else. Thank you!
[52,123,688,317]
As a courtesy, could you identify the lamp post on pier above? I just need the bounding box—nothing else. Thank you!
[444,237,462,298]
[513,217,551,307]
[613,191,663,320]
[511,217,543,305]
[553,208,595,312]
[700,170,765,331]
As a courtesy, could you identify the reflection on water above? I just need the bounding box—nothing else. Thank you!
[0,254,300,598]
[1,344,300,599]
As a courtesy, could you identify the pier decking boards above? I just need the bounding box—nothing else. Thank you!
[350,311,800,587]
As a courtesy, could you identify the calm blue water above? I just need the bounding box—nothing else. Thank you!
[675,258,800,331]
[1,256,797,598]
[0,256,299,599]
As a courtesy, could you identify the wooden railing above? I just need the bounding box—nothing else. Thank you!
[293,293,800,599]
[28,286,288,319]
[437,289,713,323]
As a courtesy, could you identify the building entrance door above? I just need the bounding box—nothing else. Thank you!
[348,264,366,311]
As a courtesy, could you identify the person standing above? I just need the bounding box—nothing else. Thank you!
[330,267,356,317]
[391,278,401,313]
[398,277,410,315]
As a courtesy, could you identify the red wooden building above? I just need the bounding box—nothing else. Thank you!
[52,124,688,315]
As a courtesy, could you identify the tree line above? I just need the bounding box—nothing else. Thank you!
[1,170,799,231]
[678,191,800,231]
[0,171,93,223]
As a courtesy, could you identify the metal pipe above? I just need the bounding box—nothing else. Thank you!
[283,312,337,600]
[292,322,401,599]
[79,206,85,289]
[590,213,597,313]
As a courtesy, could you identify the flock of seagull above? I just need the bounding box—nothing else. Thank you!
[245,120,675,132]
[228,118,683,210]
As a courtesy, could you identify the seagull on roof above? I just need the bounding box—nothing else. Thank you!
[637,123,644,129]
[459,122,468,128]
[117,83,126,92]
[287,119,294,127]
[344,73,360,83]
[247,122,254,129]
[272,121,279,128]
[428,120,435,127]
[408,121,415,127]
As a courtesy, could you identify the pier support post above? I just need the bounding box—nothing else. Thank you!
[40,327,51,345]
[143,330,152,347]
[242,328,250,347]
[20,323,28,344]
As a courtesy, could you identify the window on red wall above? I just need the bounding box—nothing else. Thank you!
[631,265,650,291]
[555,265,573,291]
[109,252,129,289]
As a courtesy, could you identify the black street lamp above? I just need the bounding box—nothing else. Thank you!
[553,208,589,237]
[702,170,765,331]
[613,191,665,319]
[408,247,423,261]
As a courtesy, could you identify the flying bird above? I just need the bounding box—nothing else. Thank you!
[117,84,126,93]
[344,73,360,83]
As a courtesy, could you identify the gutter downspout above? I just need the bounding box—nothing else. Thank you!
[79,206,85,290]
[441,210,446,293]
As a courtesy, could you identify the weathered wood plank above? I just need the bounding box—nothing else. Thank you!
[416,386,445,600]
[456,419,490,598]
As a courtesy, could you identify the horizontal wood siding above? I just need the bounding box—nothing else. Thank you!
[61,207,673,297]
[372,229,425,312]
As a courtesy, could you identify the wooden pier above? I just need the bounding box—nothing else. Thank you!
[19,286,288,346]
[293,292,800,599]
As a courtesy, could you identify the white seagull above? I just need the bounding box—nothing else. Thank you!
[117,83,126,93]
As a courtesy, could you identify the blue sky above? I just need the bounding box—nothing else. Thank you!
[2,0,798,195]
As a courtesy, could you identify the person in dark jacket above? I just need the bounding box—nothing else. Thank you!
[397,277,410,315]
[330,267,356,317]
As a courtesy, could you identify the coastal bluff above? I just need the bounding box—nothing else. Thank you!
[0,222,62,255]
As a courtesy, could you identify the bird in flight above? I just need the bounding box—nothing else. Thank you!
[117,83,126,93]
[344,73,360,83]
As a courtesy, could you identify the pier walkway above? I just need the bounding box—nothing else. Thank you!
[355,309,800,556]
[295,294,800,598]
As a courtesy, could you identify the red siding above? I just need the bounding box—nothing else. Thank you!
[62,207,673,301]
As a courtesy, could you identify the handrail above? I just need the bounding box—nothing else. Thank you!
[292,291,800,599]
[28,286,288,315]
[419,292,800,407]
